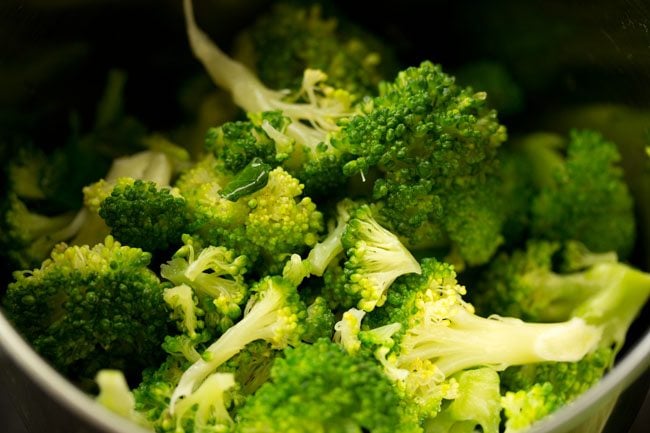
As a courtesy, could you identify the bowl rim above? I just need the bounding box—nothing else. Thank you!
[1,307,649,433]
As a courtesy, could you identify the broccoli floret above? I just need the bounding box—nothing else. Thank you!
[302,295,336,343]
[499,347,613,432]
[218,340,279,400]
[524,129,636,258]
[341,204,421,311]
[367,258,602,421]
[184,0,356,196]
[338,61,508,266]
[161,235,249,333]
[176,156,323,272]
[169,276,307,411]
[2,236,170,383]
[234,1,398,100]
[235,339,420,433]
[99,178,190,253]
[205,111,293,173]
[172,372,237,433]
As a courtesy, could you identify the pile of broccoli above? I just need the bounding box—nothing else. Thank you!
[1,1,649,432]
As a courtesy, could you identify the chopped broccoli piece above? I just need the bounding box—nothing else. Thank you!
[99,178,190,253]
[338,60,508,266]
[169,276,307,411]
[234,1,399,100]
[526,129,636,258]
[161,235,249,333]
[235,339,420,433]
[341,204,421,311]
[2,236,170,383]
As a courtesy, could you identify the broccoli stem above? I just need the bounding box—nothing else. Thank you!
[398,311,602,379]
[574,263,650,352]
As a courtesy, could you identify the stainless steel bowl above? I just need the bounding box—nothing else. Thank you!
[1,1,649,432]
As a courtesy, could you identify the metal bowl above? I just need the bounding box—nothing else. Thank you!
[1,1,648,432]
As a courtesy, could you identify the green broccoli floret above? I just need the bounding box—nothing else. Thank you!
[302,295,336,343]
[133,355,189,429]
[235,339,420,433]
[161,235,249,333]
[176,156,323,272]
[184,0,356,196]
[341,204,421,311]
[233,1,398,100]
[99,178,190,253]
[2,236,170,383]
[217,340,279,402]
[1,148,179,268]
[367,258,602,421]
[169,276,307,412]
[522,129,636,258]
[205,111,293,173]
[337,60,508,266]
[133,354,237,433]
[499,347,613,433]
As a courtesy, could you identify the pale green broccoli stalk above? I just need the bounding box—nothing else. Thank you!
[235,339,421,433]
[163,284,201,340]
[280,198,359,288]
[161,234,249,333]
[423,368,501,433]
[2,236,170,383]
[474,240,650,349]
[474,240,616,322]
[305,198,359,276]
[233,1,399,100]
[169,276,307,412]
[95,370,150,428]
[524,129,636,258]
[341,204,421,311]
